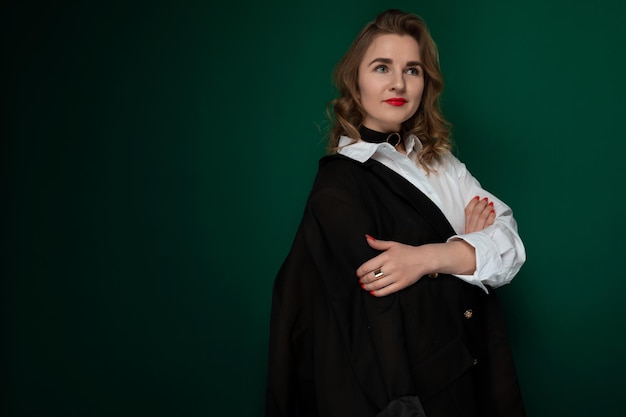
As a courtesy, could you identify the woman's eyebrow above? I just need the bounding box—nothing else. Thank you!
[368,57,393,66]
[367,57,423,67]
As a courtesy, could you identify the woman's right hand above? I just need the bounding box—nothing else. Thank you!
[464,196,495,233]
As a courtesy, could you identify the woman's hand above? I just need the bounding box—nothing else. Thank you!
[356,237,477,297]
[465,196,495,233]
[356,236,433,297]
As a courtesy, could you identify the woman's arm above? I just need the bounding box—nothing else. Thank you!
[447,156,526,291]
[357,196,496,297]
[358,154,526,296]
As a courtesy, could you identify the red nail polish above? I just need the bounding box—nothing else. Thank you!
[473,196,480,200]
[366,234,375,241]
[488,202,494,207]
[490,210,495,214]
[482,197,488,201]
[369,291,375,295]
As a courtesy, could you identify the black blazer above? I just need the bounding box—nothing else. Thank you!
[266,155,525,417]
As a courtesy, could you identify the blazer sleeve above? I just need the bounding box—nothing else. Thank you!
[267,159,419,416]
[300,160,420,412]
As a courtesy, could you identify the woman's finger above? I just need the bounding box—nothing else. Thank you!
[359,258,395,284]
[368,280,405,297]
[361,273,394,292]
[465,197,491,233]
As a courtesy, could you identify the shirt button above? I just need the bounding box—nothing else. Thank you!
[473,358,479,366]
[428,272,439,278]
[464,309,473,319]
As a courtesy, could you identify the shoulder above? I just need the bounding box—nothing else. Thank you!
[315,154,369,184]
[303,156,366,218]
[311,155,361,195]
[319,153,363,169]
[307,155,378,204]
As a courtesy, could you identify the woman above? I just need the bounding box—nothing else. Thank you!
[266,9,526,417]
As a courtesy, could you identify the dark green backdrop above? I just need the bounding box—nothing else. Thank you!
[4,0,625,415]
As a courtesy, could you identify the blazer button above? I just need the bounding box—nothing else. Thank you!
[473,358,479,366]
[464,309,473,319]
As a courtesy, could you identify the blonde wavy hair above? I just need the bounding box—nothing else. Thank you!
[327,9,452,170]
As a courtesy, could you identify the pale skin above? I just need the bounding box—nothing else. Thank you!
[354,34,497,297]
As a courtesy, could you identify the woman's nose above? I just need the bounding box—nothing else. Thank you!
[390,73,406,92]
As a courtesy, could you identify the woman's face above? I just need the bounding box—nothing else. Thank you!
[357,34,424,133]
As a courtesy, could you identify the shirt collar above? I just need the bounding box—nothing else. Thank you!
[338,134,423,162]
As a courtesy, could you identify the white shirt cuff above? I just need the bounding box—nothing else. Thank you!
[447,231,503,293]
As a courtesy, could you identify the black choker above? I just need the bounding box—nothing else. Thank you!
[359,126,402,147]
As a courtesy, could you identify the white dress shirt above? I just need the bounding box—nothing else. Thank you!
[338,135,526,292]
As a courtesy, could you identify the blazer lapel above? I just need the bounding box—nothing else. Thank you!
[364,158,457,241]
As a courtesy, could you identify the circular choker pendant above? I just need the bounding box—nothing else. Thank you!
[386,132,401,147]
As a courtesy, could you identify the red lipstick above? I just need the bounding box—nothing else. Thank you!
[385,98,407,106]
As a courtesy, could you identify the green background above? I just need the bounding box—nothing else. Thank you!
[4,0,625,415]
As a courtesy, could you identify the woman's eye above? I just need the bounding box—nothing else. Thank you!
[407,67,421,75]
[374,65,388,73]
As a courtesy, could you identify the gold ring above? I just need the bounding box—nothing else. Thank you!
[374,268,384,278]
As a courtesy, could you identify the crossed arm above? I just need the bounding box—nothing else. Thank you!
[357,196,496,297]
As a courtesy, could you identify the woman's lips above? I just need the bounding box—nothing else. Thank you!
[384,98,407,106]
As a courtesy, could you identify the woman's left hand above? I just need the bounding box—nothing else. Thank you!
[356,235,434,297]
